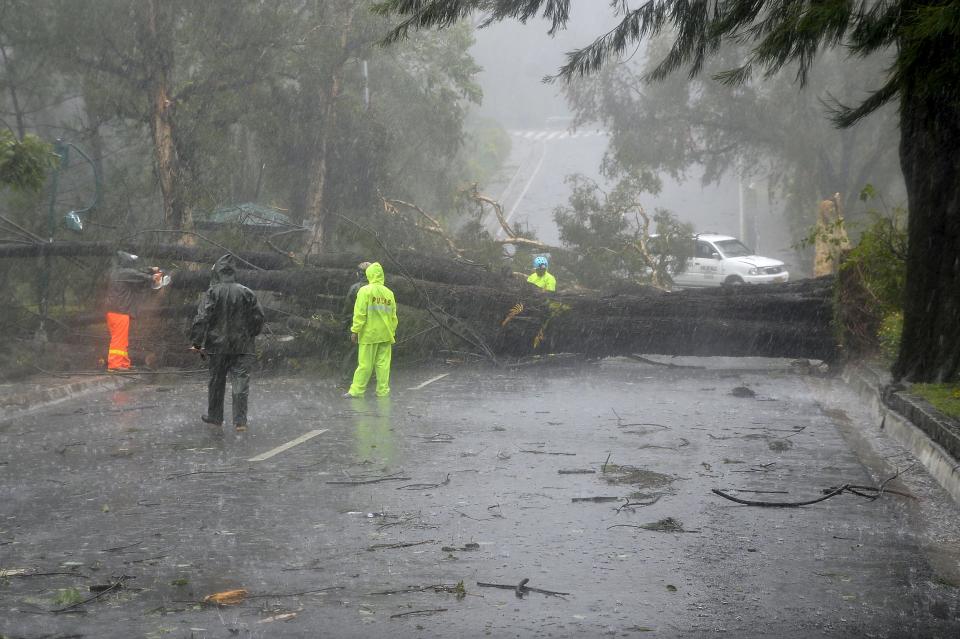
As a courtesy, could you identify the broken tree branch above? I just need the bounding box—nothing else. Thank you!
[476,579,569,598]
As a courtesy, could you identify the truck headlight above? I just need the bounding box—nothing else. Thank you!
[748,268,760,275]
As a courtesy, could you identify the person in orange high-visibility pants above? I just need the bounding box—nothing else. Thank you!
[105,251,162,371]
[106,311,132,369]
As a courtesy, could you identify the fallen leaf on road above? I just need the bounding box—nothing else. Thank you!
[203,589,248,605]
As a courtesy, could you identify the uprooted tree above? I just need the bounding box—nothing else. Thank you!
[0,237,837,366]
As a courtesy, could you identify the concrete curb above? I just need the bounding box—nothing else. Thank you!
[0,375,133,423]
[843,363,960,504]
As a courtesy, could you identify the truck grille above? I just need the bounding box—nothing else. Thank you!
[763,266,783,275]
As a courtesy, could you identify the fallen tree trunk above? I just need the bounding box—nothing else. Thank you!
[170,267,837,361]
[0,241,510,287]
[3,241,837,361]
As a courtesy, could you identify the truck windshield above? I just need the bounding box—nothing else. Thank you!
[715,240,752,257]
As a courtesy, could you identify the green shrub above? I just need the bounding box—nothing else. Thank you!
[877,311,903,364]
[835,188,906,357]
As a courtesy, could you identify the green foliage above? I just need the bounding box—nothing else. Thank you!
[841,196,907,318]
[878,311,903,364]
[553,173,693,289]
[565,41,902,242]
[0,131,54,192]
[835,190,907,357]
[377,0,955,127]
[911,383,960,421]
[53,587,84,606]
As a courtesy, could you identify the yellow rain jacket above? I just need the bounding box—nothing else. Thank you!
[527,270,556,292]
[351,262,398,344]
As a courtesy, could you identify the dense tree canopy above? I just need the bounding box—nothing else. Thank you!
[379,0,960,383]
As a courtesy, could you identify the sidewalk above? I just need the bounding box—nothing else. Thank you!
[0,373,133,424]
[844,361,960,503]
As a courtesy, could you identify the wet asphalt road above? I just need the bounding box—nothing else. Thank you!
[2,358,959,638]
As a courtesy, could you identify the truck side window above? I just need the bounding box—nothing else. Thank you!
[695,241,714,259]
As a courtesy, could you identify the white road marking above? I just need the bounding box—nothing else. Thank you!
[247,429,328,462]
[509,129,609,139]
[408,373,450,390]
[502,141,548,233]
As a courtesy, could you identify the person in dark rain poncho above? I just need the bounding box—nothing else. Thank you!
[190,254,264,432]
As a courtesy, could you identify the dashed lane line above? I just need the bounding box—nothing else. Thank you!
[247,429,329,462]
[408,373,450,390]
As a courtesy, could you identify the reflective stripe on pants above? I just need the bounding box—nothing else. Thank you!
[106,312,131,370]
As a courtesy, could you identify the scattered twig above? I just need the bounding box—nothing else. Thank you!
[100,540,143,553]
[123,553,168,565]
[246,586,343,599]
[51,577,130,613]
[166,470,243,480]
[602,453,611,472]
[390,608,447,619]
[608,517,699,533]
[477,579,569,598]
[626,354,704,369]
[520,449,576,456]
[870,463,917,500]
[572,496,620,503]
[835,484,917,500]
[727,490,789,495]
[370,584,461,596]
[712,485,849,507]
[619,422,671,430]
[2,571,89,579]
[715,466,918,508]
[558,469,596,474]
[397,474,450,490]
[615,495,663,512]
[327,474,411,485]
[366,540,437,552]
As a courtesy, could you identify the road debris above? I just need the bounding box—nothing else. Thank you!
[390,608,448,619]
[477,578,569,598]
[51,577,131,613]
[366,540,438,552]
[520,449,576,456]
[608,517,699,533]
[258,612,298,623]
[203,588,248,606]
[327,473,411,485]
[397,474,450,490]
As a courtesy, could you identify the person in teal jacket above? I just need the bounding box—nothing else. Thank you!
[345,262,398,398]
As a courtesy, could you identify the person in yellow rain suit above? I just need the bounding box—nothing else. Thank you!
[345,262,398,398]
[527,255,556,291]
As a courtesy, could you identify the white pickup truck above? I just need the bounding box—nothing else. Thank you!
[671,233,789,288]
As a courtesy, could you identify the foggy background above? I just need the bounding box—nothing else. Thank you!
[470,7,806,269]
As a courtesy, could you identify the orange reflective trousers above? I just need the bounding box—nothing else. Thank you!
[106,312,131,370]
